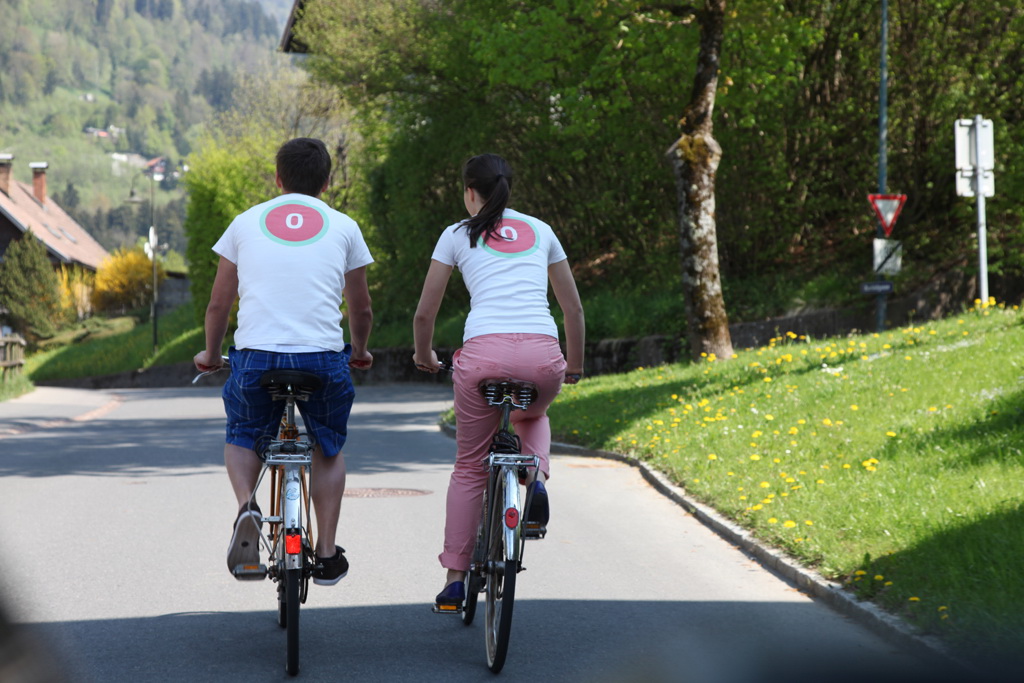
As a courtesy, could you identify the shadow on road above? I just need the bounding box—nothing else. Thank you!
[23,599,1004,683]
[0,397,455,479]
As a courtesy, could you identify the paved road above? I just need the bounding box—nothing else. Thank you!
[0,385,951,682]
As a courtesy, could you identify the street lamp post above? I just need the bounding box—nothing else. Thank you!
[127,172,164,353]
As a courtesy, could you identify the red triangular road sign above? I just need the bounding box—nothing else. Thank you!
[868,194,906,237]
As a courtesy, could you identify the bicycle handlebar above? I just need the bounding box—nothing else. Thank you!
[192,355,230,384]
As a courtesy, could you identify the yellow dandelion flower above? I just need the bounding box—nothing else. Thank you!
[783,520,797,528]
[884,581,893,586]
[708,453,718,460]
[768,517,778,524]
[938,606,948,612]
[886,431,897,437]
[752,504,763,510]
[750,454,761,461]
[928,406,937,412]
[765,415,775,421]
[759,481,770,488]
[854,570,867,576]
[850,404,859,410]
[909,597,920,602]
[874,575,884,581]
[805,520,813,526]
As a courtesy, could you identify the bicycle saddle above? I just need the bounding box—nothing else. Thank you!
[260,369,323,398]
[479,379,539,408]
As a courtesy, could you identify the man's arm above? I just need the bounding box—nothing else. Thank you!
[194,256,238,371]
[343,266,373,369]
[549,259,585,383]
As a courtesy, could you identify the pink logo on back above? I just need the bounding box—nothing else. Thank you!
[262,203,326,244]
[481,218,537,256]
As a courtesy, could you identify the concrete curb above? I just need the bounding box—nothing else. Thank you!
[440,422,972,672]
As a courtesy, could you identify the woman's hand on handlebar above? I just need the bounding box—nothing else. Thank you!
[413,349,441,373]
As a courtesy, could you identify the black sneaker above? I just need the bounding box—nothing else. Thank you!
[313,545,349,586]
[526,480,549,527]
[227,501,262,574]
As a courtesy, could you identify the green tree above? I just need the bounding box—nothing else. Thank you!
[0,231,65,341]
[183,68,350,325]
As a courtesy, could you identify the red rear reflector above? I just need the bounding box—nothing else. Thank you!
[286,534,302,555]
[504,507,519,529]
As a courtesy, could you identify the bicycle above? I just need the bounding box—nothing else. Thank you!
[433,365,544,674]
[195,363,322,676]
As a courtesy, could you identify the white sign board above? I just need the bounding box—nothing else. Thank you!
[955,118,995,197]
[873,238,902,276]
[955,118,994,171]
[956,169,994,197]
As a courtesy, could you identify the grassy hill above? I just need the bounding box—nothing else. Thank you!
[550,301,1024,667]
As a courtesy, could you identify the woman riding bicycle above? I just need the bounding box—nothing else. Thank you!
[412,153,585,608]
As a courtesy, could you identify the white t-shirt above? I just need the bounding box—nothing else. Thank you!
[431,208,567,342]
[213,193,374,352]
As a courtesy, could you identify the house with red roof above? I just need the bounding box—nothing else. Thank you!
[0,153,109,271]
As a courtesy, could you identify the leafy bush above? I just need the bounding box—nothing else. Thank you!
[91,247,165,313]
[58,265,95,321]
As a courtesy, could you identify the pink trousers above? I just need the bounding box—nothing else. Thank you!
[439,333,567,571]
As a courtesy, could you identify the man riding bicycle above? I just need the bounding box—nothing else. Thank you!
[194,137,374,586]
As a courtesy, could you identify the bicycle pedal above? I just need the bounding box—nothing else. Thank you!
[432,603,463,615]
[523,522,547,539]
[232,563,268,580]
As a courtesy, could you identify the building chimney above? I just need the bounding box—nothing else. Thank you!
[30,161,48,204]
[0,154,12,197]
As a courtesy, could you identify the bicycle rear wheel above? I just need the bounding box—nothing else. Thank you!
[484,471,519,673]
[277,574,288,628]
[285,567,301,675]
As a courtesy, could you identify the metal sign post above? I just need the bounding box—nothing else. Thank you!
[955,116,995,303]
[864,194,906,332]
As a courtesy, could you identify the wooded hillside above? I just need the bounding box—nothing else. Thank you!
[0,0,290,254]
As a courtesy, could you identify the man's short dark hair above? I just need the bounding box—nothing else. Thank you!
[276,138,331,196]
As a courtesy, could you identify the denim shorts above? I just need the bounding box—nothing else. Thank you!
[222,346,355,458]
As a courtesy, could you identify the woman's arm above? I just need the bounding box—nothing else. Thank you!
[412,259,454,372]
[549,259,585,383]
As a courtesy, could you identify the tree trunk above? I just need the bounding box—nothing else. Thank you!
[666,0,734,362]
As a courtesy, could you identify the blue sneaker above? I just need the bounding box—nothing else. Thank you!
[434,581,465,613]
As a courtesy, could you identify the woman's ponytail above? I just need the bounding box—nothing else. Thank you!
[460,154,513,248]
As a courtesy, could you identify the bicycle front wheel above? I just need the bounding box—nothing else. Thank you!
[484,471,519,672]
[285,567,301,675]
